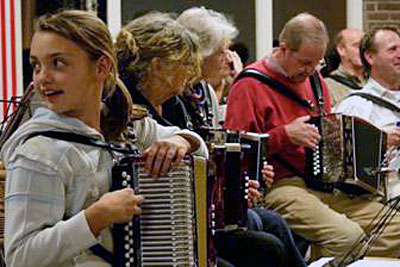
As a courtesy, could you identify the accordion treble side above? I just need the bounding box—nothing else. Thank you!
[111,155,210,267]
[305,114,387,196]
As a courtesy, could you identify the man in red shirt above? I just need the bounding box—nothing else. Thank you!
[225,13,400,260]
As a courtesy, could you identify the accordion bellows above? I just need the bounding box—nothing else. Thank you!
[305,113,387,196]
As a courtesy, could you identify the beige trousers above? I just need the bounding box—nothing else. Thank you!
[264,177,400,258]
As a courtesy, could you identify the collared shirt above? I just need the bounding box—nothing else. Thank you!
[335,78,400,129]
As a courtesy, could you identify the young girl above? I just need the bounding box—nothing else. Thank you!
[1,10,205,266]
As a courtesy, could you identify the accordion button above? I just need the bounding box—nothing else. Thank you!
[122,181,128,187]
[125,244,130,250]
[125,236,129,241]
[126,175,131,181]
[125,252,129,259]
[122,171,127,178]
[128,221,133,227]
[125,263,130,267]
[124,225,129,231]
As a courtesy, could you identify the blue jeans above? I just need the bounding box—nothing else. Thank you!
[251,208,308,267]
[214,209,286,267]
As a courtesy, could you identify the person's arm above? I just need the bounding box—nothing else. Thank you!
[224,79,319,154]
[5,141,144,267]
[133,117,208,176]
[5,156,97,266]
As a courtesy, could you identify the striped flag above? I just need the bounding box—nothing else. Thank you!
[0,0,23,121]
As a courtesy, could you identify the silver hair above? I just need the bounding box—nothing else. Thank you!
[178,6,238,58]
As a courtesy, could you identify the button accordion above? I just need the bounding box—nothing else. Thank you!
[305,114,388,195]
[208,143,250,232]
[111,154,209,267]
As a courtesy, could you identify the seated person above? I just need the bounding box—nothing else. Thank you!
[335,26,400,201]
[115,10,290,267]
[325,28,366,107]
[1,10,206,266]
[224,12,400,260]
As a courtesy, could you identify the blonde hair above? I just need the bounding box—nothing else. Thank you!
[279,13,329,51]
[115,12,201,91]
[35,10,133,140]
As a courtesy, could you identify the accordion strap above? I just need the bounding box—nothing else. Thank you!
[235,68,314,110]
[90,244,113,264]
[24,130,137,154]
[23,130,137,265]
[329,74,363,90]
[348,92,400,114]
[235,68,325,178]
[309,74,325,116]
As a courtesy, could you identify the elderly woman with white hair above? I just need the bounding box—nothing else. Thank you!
[163,6,241,130]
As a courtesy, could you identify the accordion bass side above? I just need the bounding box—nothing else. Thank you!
[111,155,210,267]
[239,132,269,192]
[305,113,387,195]
[208,143,249,231]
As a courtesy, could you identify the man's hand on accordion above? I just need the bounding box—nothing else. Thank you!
[84,188,144,237]
[143,135,191,176]
[285,115,321,149]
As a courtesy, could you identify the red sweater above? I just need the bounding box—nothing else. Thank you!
[224,58,331,181]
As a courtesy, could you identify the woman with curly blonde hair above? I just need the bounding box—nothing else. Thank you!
[115,12,201,123]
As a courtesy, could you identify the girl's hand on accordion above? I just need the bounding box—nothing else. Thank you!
[285,115,321,149]
[143,135,191,176]
[84,188,144,237]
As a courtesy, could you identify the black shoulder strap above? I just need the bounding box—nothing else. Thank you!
[24,130,137,154]
[235,69,310,178]
[348,92,400,113]
[235,69,314,110]
[24,130,137,263]
[329,74,363,90]
[309,74,325,116]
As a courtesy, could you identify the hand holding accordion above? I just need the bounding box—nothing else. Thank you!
[305,113,388,196]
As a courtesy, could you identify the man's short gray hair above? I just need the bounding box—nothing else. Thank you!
[178,6,238,58]
[279,13,329,51]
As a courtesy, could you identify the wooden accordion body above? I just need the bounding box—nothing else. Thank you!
[111,155,209,267]
[305,113,387,195]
